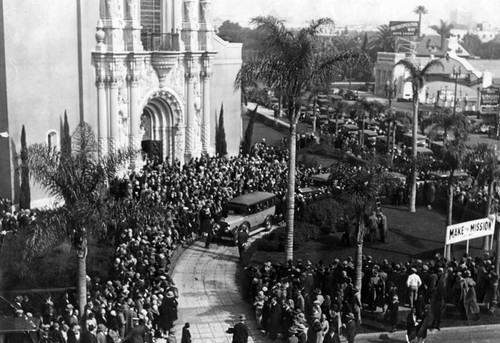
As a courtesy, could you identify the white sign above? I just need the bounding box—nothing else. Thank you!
[445,217,495,245]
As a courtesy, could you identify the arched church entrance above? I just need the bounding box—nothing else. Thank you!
[140,96,175,164]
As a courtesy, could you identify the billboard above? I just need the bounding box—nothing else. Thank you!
[389,21,419,37]
[445,217,494,245]
[480,87,500,106]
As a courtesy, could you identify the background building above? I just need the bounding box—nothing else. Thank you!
[374,51,500,112]
[0,0,242,206]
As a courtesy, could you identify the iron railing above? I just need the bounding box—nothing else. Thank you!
[141,32,180,51]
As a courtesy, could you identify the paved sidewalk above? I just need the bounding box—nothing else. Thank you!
[171,239,271,343]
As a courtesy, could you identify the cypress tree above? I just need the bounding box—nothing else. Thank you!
[217,103,227,156]
[61,111,71,158]
[242,105,258,155]
[19,125,31,209]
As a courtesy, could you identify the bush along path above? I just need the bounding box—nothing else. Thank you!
[171,238,273,343]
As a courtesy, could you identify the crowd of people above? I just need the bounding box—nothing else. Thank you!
[2,129,500,343]
[2,143,335,343]
[242,251,498,343]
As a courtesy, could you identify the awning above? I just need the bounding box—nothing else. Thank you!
[310,173,331,183]
[343,124,359,131]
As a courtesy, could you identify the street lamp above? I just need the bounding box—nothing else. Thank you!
[452,65,462,115]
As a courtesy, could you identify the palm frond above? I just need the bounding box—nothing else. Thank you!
[420,59,444,75]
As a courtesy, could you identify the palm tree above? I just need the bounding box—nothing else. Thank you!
[26,122,135,314]
[413,5,428,38]
[467,143,500,251]
[330,163,393,300]
[395,59,443,212]
[430,20,454,52]
[370,25,395,53]
[384,110,410,164]
[425,108,469,258]
[236,16,371,262]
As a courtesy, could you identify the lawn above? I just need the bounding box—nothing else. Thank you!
[248,205,486,266]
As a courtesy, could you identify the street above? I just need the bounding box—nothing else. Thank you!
[355,325,500,343]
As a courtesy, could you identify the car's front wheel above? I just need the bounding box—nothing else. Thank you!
[264,216,273,231]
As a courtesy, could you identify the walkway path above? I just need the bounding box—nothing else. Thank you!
[171,238,271,343]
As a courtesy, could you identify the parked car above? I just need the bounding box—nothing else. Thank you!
[216,191,276,244]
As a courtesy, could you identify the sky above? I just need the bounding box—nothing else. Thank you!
[212,0,500,29]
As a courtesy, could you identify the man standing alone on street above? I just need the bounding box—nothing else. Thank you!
[237,227,249,262]
[228,314,249,343]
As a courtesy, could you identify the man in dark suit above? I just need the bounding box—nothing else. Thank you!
[80,324,98,343]
[230,314,249,343]
[237,227,249,262]
[122,318,148,343]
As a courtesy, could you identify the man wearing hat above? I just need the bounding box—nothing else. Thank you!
[343,313,357,343]
[237,226,249,263]
[228,314,249,343]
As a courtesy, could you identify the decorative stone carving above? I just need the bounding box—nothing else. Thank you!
[95,20,106,52]
[174,125,186,165]
[143,64,160,90]
[140,113,151,140]
[118,111,129,148]
[151,53,179,87]
[193,76,202,113]
[125,0,138,20]
[168,65,185,102]
[183,0,197,23]
[147,90,185,127]
[199,0,212,24]
[106,0,123,19]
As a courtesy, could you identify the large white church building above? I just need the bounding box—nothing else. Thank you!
[0,0,242,205]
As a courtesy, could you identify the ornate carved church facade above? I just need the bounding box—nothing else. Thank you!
[0,0,242,204]
[93,0,226,164]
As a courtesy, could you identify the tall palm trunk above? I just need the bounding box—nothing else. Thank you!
[355,218,364,293]
[360,115,365,147]
[483,180,494,251]
[410,99,419,212]
[447,173,454,227]
[77,248,87,314]
[386,121,391,152]
[391,122,397,165]
[335,110,339,135]
[285,110,298,263]
[312,96,317,133]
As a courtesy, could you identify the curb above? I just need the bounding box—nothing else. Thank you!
[356,323,500,340]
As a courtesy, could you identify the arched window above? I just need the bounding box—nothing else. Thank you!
[47,130,59,150]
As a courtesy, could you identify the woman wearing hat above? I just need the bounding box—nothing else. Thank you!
[461,270,480,320]
[286,326,299,343]
[159,291,178,336]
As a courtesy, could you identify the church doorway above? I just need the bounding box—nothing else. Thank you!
[140,96,175,164]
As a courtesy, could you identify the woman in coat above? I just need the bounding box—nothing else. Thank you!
[159,291,178,335]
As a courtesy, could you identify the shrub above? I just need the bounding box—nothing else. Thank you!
[302,199,344,233]
[250,221,320,253]
[293,222,319,249]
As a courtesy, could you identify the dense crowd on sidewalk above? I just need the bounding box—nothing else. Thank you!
[2,143,335,343]
[241,250,498,343]
[3,136,500,343]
